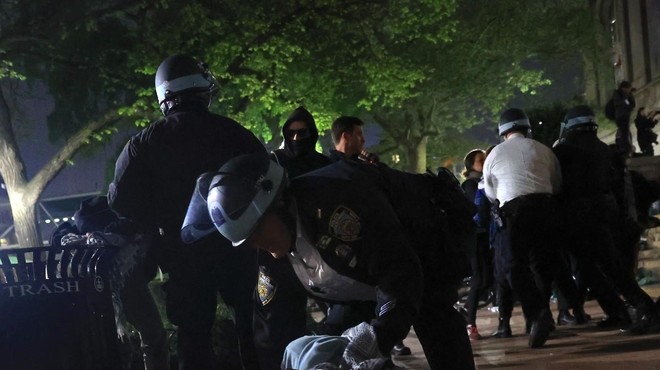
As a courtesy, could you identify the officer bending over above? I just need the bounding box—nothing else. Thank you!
[183,154,423,368]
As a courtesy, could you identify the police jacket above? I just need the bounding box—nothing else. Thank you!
[287,161,424,355]
[108,104,267,235]
[553,130,614,200]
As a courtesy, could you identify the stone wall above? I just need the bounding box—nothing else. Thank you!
[628,155,660,185]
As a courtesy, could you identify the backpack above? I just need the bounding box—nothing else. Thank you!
[605,98,615,121]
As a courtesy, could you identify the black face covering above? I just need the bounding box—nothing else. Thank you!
[285,136,316,157]
[282,107,319,158]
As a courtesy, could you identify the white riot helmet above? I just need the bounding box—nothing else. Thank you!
[181,154,287,246]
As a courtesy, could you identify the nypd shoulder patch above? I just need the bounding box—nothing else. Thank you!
[328,206,361,241]
[257,270,277,306]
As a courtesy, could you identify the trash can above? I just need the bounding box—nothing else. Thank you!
[0,245,121,370]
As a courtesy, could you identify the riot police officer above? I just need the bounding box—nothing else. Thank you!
[109,54,267,370]
[554,105,659,334]
[183,153,477,369]
[483,108,560,348]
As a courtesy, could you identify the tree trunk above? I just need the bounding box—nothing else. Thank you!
[0,84,121,247]
[403,135,428,173]
[7,190,41,247]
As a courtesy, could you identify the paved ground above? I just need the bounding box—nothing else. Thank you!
[392,284,660,370]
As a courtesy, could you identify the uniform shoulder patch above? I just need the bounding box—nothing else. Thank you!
[328,205,361,241]
[257,270,277,306]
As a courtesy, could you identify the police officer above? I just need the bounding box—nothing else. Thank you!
[254,107,331,369]
[108,54,267,370]
[326,116,411,356]
[184,154,423,368]
[483,108,560,348]
[183,153,476,369]
[553,105,659,334]
[329,116,379,164]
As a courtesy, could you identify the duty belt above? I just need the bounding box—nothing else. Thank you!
[500,193,554,217]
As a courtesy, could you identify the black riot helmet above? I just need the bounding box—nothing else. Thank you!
[498,108,531,137]
[181,154,287,246]
[558,105,598,139]
[155,55,219,116]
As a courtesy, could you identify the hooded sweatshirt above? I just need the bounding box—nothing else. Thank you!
[271,107,331,178]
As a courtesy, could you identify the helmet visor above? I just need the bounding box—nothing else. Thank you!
[208,159,285,246]
[181,172,217,244]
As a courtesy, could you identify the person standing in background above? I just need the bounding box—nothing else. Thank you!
[254,106,331,369]
[461,149,494,341]
[612,81,636,154]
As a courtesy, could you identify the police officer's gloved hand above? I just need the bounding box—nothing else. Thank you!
[342,323,388,369]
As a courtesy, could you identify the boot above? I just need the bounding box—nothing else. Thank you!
[529,308,553,348]
[556,309,577,326]
[620,303,660,335]
[597,307,631,329]
[391,341,412,356]
[491,316,512,338]
[572,306,590,324]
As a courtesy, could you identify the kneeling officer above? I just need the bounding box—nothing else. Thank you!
[182,154,423,367]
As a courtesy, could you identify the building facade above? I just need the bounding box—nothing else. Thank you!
[591,0,659,152]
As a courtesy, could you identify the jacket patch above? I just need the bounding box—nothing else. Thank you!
[329,206,361,241]
[257,270,277,306]
[316,235,332,250]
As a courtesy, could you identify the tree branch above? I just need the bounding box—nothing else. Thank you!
[27,110,121,197]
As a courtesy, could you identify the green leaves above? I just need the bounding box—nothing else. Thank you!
[0,58,25,80]
[1,0,605,170]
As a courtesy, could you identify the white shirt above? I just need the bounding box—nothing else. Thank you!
[483,133,562,207]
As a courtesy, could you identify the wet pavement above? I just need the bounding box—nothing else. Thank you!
[392,283,660,370]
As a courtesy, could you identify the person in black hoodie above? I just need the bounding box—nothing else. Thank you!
[271,107,332,178]
[254,107,331,369]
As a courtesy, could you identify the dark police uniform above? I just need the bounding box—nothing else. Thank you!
[554,129,657,326]
[108,103,267,370]
[291,160,474,370]
[288,163,423,350]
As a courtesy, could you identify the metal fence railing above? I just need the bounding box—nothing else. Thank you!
[0,245,120,370]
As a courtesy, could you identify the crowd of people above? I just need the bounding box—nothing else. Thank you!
[49,54,659,370]
[462,106,660,350]
[610,80,659,157]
